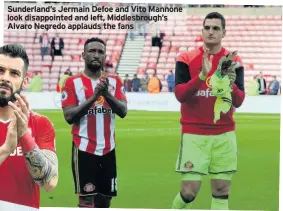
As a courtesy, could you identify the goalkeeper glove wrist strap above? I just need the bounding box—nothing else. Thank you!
[199,72,207,81]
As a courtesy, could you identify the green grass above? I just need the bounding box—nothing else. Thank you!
[37,110,280,210]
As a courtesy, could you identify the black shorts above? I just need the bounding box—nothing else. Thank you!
[71,143,117,197]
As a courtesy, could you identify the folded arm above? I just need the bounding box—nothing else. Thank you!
[104,92,127,118]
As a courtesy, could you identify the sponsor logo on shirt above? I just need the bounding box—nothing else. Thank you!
[195,76,214,98]
[88,106,112,115]
[10,147,23,156]
[95,96,105,105]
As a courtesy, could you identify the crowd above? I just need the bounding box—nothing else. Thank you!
[247,72,281,96]
[39,31,64,61]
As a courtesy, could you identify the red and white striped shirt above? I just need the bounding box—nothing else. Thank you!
[61,73,127,156]
[0,111,56,210]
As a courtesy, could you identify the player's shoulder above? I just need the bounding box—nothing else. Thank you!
[176,48,202,64]
[223,48,243,62]
[62,73,81,85]
[29,111,54,129]
[106,73,123,83]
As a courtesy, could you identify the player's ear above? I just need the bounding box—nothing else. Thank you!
[222,29,226,38]
[21,76,29,90]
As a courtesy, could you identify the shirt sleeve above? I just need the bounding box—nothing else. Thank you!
[34,116,56,152]
[231,55,245,107]
[115,76,127,101]
[174,52,204,103]
[61,77,77,107]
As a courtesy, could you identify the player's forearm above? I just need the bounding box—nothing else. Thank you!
[0,145,11,165]
[231,84,245,108]
[64,95,98,124]
[174,61,203,103]
[20,133,58,192]
[175,76,204,103]
[231,66,245,108]
[104,92,127,118]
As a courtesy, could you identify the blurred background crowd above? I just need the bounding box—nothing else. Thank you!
[4,2,281,95]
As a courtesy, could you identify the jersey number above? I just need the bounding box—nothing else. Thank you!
[111,178,117,192]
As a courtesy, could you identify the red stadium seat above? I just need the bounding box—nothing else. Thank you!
[137,67,146,74]
[147,63,157,69]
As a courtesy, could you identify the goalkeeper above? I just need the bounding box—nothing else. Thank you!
[172,12,245,210]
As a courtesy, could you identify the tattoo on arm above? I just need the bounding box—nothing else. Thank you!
[24,146,58,187]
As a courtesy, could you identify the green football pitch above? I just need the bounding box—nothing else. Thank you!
[38,110,280,210]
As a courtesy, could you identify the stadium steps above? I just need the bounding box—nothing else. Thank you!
[117,35,145,77]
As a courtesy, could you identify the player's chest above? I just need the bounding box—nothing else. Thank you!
[75,79,115,105]
[190,56,221,90]
[0,125,34,158]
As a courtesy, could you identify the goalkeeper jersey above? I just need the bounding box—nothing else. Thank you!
[174,46,245,135]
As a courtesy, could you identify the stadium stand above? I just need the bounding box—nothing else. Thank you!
[3,3,282,93]
[138,15,282,92]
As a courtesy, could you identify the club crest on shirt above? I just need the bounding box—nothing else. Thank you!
[205,76,212,89]
[184,161,194,170]
[61,91,68,101]
[95,96,105,105]
[84,183,95,192]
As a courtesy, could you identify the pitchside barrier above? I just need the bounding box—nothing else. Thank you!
[24,92,280,114]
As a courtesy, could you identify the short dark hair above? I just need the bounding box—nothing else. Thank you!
[203,12,226,29]
[0,44,29,77]
[84,37,106,51]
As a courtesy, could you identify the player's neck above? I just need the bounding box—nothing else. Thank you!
[84,68,102,80]
[0,107,14,122]
[203,43,222,54]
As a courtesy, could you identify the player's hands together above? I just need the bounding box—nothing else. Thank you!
[201,48,212,77]
[3,116,18,154]
[94,75,109,96]
[8,94,29,138]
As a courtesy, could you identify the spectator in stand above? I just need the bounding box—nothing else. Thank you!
[247,76,259,96]
[140,72,149,92]
[58,68,72,92]
[148,73,162,93]
[28,72,43,92]
[132,74,141,92]
[39,31,50,61]
[257,72,267,95]
[159,30,165,49]
[166,70,175,92]
[124,74,132,92]
[268,76,280,95]
[51,33,64,60]
[151,22,162,48]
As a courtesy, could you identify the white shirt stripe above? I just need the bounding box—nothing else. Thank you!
[90,80,105,156]
[110,114,116,151]
[95,104,105,156]
[74,78,88,151]
[108,77,117,152]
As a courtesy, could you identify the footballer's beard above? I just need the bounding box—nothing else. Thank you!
[0,84,22,108]
[86,59,104,73]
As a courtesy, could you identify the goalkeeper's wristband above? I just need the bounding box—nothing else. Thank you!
[199,72,207,81]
